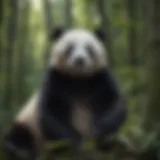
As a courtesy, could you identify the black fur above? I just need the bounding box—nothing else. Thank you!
[50,27,64,41]
[38,67,127,143]
[3,123,37,160]
[50,27,106,43]
[94,28,106,42]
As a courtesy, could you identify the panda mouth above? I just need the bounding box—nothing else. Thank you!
[67,65,85,73]
[74,64,86,71]
[75,59,85,66]
[67,60,90,73]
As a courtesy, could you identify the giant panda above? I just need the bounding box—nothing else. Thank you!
[3,27,127,160]
[38,28,127,151]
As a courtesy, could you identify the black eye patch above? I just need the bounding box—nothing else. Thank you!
[86,45,96,57]
[64,44,74,57]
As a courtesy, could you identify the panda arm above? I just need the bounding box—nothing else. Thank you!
[39,68,74,139]
[95,70,127,136]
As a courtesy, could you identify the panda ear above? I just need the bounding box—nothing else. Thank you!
[94,28,106,42]
[50,27,65,41]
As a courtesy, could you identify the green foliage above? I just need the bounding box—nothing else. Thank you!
[0,0,159,159]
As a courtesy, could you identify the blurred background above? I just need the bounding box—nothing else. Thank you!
[0,0,160,159]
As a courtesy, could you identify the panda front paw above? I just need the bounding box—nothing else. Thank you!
[96,135,118,152]
[93,122,105,138]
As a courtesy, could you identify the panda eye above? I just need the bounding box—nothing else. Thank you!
[65,44,74,57]
[86,45,95,57]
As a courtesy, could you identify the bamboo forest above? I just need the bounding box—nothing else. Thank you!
[0,0,160,160]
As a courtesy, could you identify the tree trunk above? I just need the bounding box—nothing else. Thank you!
[144,0,160,131]
[140,0,151,63]
[0,0,5,73]
[97,0,114,67]
[0,0,4,27]
[126,0,138,66]
[4,0,18,109]
[142,0,160,159]
[42,0,53,67]
[65,0,72,28]
[16,0,30,106]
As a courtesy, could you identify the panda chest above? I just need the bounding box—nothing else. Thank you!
[71,99,94,137]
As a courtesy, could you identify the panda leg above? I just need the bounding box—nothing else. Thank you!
[95,100,127,152]
[3,124,40,160]
[71,135,85,160]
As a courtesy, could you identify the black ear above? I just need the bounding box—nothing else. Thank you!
[94,28,106,42]
[50,27,65,41]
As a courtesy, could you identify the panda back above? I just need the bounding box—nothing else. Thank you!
[15,92,43,140]
[16,93,38,123]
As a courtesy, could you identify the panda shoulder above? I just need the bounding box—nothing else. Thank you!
[16,92,39,122]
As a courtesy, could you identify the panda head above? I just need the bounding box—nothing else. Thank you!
[49,28,108,76]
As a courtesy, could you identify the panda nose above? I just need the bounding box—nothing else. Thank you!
[75,57,85,66]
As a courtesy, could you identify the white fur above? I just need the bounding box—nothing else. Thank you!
[50,29,107,76]
[16,93,42,139]
[14,92,45,155]
[71,99,93,138]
